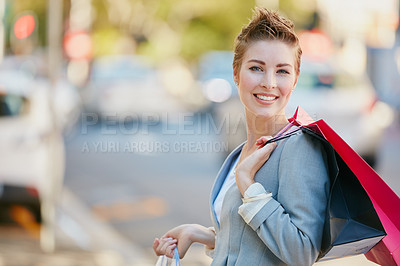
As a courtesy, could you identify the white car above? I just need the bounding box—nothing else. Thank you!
[0,69,68,251]
[287,58,394,164]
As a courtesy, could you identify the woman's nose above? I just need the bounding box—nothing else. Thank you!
[260,72,277,89]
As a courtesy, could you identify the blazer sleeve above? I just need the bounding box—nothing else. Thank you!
[246,133,330,265]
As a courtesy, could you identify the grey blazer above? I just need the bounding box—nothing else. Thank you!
[209,131,331,266]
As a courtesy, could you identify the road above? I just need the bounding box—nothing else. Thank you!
[63,113,225,265]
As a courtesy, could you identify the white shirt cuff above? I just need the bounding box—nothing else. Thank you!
[238,182,272,224]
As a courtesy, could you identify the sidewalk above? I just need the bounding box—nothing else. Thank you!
[0,227,120,266]
[56,188,155,266]
[0,188,155,266]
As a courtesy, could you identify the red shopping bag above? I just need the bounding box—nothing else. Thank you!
[289,106,400,265]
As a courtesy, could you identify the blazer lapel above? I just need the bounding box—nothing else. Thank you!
[210,142,245,229]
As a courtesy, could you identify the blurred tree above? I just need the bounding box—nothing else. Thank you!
[87,0,255,61]
[5,0,317,62]
[129,0,315,62]
[279,0,317,30]
[178,0,256,61]
[111,0,257,62]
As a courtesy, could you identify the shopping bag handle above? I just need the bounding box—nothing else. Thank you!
[258,123,302,149]
[173,247,181,266]
[265,127,302,144]
[156,247,181,266]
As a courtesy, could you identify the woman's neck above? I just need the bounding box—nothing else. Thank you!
[245,111,289,147]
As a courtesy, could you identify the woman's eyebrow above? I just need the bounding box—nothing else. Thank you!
[277,63,292,68]
[247,60,293,68]
[247,59,265,65]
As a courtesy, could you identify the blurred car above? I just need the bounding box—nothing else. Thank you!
[0,55,82,131]
[287,58,394,165]
[0,74,42,223]
[158,58,211,114]
[0,69,67,251]
[198,50,236,103]
[84,55,184,121]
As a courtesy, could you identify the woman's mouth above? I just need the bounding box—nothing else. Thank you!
[254,94,278,104]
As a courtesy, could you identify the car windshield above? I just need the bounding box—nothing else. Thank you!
[0,93,28,117]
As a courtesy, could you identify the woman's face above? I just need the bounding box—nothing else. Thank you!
[234,39,298,122]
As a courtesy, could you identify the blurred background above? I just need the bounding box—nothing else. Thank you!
[0,0,399,265]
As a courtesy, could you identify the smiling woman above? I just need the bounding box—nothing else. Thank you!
[153,8,332,266]
[234,39,298,134]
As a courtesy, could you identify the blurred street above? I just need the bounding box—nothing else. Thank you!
[63,115,224,265]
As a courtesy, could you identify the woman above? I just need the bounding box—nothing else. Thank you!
[153,8,330,266]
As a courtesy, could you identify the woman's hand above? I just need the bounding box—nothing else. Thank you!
[153,224,215,259]
[235,137,277,195]
[153,237,177,258]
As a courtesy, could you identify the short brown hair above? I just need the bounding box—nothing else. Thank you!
[233,8,302,76]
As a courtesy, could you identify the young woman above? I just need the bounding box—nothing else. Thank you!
[153,8,330,265]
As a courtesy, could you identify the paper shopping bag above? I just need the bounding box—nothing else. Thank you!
[288,106,389,262]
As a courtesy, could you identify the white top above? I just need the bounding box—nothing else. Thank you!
[214,155,240,223]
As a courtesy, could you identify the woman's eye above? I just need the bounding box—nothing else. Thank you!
[277,69,290,74]
[249,66,263,72]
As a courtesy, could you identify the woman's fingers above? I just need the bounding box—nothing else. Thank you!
[161,238,177,258]
[153,237,177,257]
[255,138,265,145]
[166,243,177,258]
[236,138,277,180]
[260,141,277,152]
[256,136,276,149]
[153,238,161,255]
[256,136,272,144]
[160,237,177,252]
[254,137,276,157]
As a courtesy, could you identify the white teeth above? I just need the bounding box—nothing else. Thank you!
[255,94,277,101]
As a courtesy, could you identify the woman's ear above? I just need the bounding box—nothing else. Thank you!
[292,74,299,91]
[233,69,239,86]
